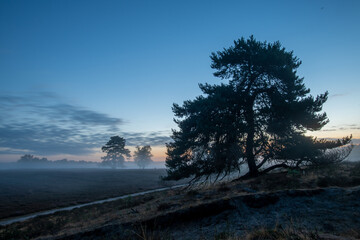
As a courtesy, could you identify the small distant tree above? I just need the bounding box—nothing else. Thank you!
[133,145,153,169]
[101,136,131,169]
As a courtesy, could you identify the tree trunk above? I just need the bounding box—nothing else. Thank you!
[245,97,258,177]
[246,129,258,177]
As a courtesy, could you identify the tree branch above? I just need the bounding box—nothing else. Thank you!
[260,163,297,175]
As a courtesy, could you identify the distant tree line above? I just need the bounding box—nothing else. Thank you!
[17,137,155,169]
[17,154,94,165]
[18,154,48,163]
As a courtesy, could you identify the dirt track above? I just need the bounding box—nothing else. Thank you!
[0,168,174,219]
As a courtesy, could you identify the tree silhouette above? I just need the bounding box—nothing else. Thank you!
[101,136,131,169]
[133,145,153,169]
[17,154,48,163]
[165,36,352,181]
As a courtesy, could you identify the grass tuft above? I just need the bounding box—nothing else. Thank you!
[245,225,319,240]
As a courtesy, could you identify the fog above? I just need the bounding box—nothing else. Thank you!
[0,160,166,170]
[0,145,358,170]
[344,145,360,162]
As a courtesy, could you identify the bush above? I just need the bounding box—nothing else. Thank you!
[316,175,360,188]
[218,183,231,192]
[186,189,199,197]
[350,161,360,176]
[157,203,173,211]
[245,226,319,240]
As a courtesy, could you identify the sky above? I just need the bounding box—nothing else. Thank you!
[0,0,359,162]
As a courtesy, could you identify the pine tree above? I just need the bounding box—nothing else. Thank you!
[165,36,352,181]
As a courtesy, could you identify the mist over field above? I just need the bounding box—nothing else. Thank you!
[0,143,358,170]
[0,160,166,170]
[347,144,360,161]
[1,1,360,239]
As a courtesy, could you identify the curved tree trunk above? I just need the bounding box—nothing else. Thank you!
[246,129,258,177]
[245,97,259,177]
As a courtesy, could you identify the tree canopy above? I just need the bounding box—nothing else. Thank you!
[101,136,131,169]
[165,36,352,182]
[133,145,153,169]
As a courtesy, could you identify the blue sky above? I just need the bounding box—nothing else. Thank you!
[0,0,359,162]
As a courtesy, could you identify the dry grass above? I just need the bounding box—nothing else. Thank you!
[128,223,360,240]
[1,162,360,239]
[0,168,176,219]
[244,225,319,240]
[350,161,360,177]
[244,162,360,192]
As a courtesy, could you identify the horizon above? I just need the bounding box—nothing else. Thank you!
[1,1,360,163]
[1,141,360,164]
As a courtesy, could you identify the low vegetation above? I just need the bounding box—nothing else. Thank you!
[1,162,359,240]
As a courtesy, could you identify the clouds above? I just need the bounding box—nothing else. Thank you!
[0,92,122,128]
[0,123,100,155]
[123,131,172,147]
[0,92,171,157]
[321,124,360,132]
[318,124,360,141]
[329,93,348,99]
[49,103,123,127]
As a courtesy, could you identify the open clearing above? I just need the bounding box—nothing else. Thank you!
[0,168,177,219]
[1,164,360,240]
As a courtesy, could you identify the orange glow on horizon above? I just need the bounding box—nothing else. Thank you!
[308,130,359,140]
[3,131,359,163]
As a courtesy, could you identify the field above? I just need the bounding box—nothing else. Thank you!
[0,168,177,219]
[1,162,360,240]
